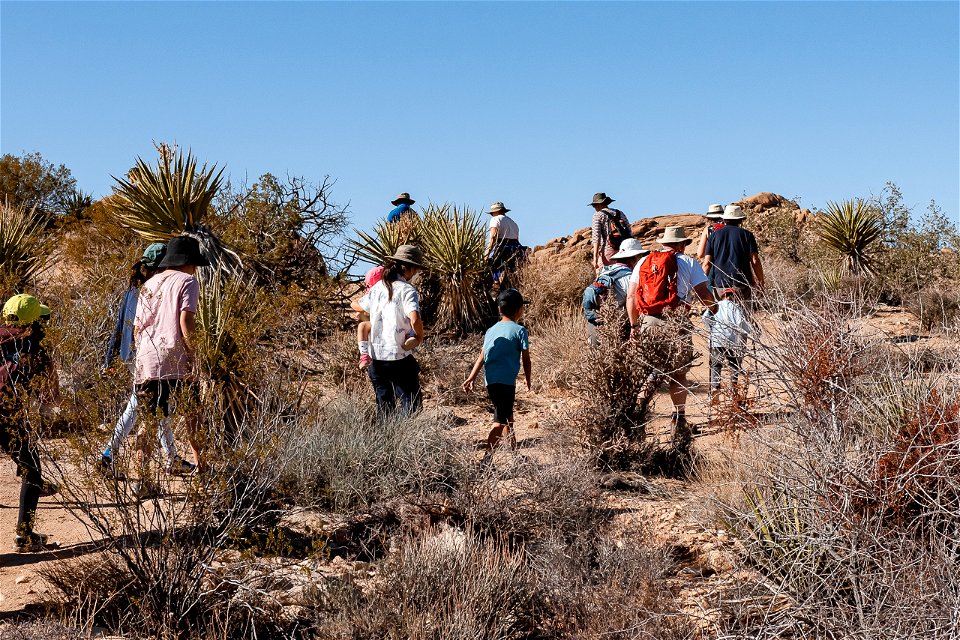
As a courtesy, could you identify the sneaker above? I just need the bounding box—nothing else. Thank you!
[358,354,372,369]
[39,480,60,497]
[130,480,161,501]
[97,454,124,480]
[166,456,197,477]
[15,532,57,553]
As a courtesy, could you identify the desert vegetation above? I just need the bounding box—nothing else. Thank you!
[0,148,958,639]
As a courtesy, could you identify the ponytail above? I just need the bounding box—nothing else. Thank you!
[381,259,403,301]
[129,261,148,288]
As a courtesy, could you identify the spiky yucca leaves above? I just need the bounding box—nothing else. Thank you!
[817,199,884,276]
[0,201,51,293]
[347,216,420,267]
[195,270,261,432]
[112,149,243,275]
[418,204,492,332]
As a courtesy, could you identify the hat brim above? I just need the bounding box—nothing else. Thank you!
[588,198,614,206]
[722,213,746,220]
[390,255,425,268]
[488,208,510,215]
[610,248,649,259]
[157,254,211,268]
[705,213,724,219]
[38,304,51,317]
[657,237,693,245]
[391,198,415,206]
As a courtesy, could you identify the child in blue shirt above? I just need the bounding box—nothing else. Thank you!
[463,288,531,452]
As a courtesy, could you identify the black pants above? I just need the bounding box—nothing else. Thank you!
[709,347,744,391]
[367,356,422,415]
[487,383,516,424]
[0,418,42,537]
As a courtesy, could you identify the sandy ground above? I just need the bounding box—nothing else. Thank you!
[0,306,924,619]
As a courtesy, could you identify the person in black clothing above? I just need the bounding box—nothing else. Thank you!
[1,294,61,552]
[703,204,765,307]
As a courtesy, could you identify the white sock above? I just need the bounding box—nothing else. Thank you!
[358,341,369,356]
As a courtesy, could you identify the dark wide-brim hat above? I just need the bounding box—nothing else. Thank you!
[589,192,614,206]
[158,236,211,269]
[391,192,416,206]
[389,244,425,268]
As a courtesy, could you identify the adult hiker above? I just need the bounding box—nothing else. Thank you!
[626,226,716,440]
[485,201,524,286]
[589,192,632,272]
[582,238,649,346]
[131,235,208,499]
[1,294,61,551]
[355,245,425,414]
[99,243,194,477]
[696,204,725,264]
[703,204,765,306]
[387,192,416,223]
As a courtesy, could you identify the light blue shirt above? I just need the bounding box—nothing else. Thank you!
[482,320,529,386]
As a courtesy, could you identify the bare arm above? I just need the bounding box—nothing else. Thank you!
[626,285,639,327]
[462,350,484,392]
[486,226,498,255]
[696,226,710,261]
[702,254,713,277]
[521,349,531,391]
[693,282,718,314]
[180,310,196,352]
[750,253,765,290]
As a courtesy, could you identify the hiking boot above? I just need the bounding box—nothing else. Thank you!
[165,456,197,477]
[39,480,60,497]
[15,532,57,553]
[130,480,161,501]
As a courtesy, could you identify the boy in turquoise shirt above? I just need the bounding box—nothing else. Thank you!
[463,289,532,452]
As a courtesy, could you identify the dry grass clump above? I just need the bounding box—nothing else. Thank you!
[0,622,84,640]
[282,394,467,512]
[528,306,587,391]
[514,252,594,329]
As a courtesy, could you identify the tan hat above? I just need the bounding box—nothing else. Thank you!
[657,226,693,245]
[706,204,724,218]
[610,238,649,260]
[388,244,425,268]
[391,192,415,206]
[487,202,510,215]
[723,204,746,220]
[589,192,614,206]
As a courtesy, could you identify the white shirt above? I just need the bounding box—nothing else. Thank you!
[490,214,519,241]
[705,299,752,350]
[629,250,709,303]
[358,277,420,361]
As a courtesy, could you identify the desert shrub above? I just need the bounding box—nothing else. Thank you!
[514,251,594,329]
[282,394,467,511]
[0,200,52,295]
[528,306,586,391]
[0,621,83,640]
[416,332,486,406]
[816,198,884,276]
[561,303,697,470]
[906,284,960,331]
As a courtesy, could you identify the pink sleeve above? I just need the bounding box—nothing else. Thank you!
[180,277,199,313]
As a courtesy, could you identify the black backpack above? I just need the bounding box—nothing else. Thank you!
[605,209,633,251]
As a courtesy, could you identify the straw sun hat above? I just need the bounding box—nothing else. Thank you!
[656,226,693,245]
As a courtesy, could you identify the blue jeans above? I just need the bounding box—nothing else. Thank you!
[367,356,422,415]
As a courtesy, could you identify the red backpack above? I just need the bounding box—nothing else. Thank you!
[634,251,682,316]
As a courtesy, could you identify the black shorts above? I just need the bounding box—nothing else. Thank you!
[487,383,516,424]
[136,379,199,419]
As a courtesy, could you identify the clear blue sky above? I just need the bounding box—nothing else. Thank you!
[2,1,958,247]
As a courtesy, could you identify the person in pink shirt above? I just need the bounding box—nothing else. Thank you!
[130,235,208,499]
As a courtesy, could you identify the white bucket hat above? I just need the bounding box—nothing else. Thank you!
[610,238,649,260]
[487,202,510,215]
[706,204,724,219]
[656,226,692,245]
[723,204,746,220]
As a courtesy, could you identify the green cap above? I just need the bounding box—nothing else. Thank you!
[141,242,167,268]
[2,294,51,325]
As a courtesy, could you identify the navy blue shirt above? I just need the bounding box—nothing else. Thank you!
[705,225,759,290]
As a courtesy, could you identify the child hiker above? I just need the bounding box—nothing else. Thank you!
[703,287,752,415]
[99,243,194,477]
[356,265,385,369]
[462,288,532,454]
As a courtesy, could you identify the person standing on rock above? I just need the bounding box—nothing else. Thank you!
[387,192,416,223]
[582,238,649,346]
[696,204,725,264]
[703,204,765,306]
[356,245,426,415]
[589,192,632,272]
[626,226,716,442]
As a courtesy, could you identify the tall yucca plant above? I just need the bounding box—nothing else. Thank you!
[347,218,418,267]
[112,146,242,275]
[418,204,491,332]
[0,201,51,292]
[817,199,884,276]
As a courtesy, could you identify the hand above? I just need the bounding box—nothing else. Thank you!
[462,378,475,393]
